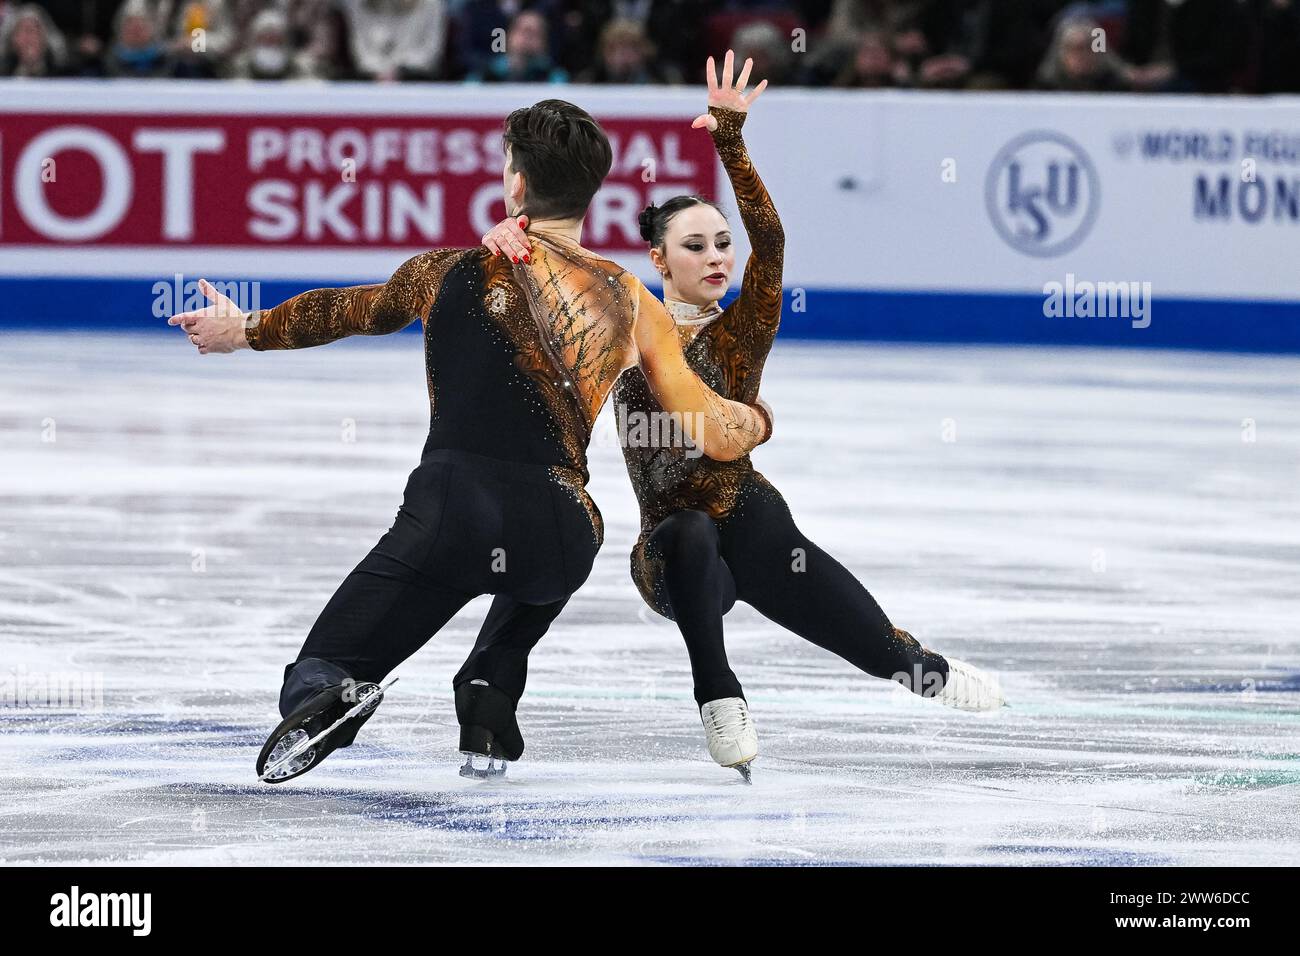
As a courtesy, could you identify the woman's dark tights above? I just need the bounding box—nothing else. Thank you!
[646,483,949,706]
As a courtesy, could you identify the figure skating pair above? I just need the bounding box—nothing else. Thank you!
[169,51,1002,786]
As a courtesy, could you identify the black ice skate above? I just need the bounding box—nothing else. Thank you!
[455,679,523,779]
[256,677,397,784]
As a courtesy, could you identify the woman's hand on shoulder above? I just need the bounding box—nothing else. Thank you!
[481,215,532,264]
[691,48,769,132]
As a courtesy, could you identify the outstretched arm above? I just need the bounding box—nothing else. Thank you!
[167,249,466,353]
[631,278,770,461]
[245,248,464,350]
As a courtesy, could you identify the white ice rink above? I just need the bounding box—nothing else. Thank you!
[2,332,1298,865]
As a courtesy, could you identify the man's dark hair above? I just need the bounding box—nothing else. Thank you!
[502,99,613,221]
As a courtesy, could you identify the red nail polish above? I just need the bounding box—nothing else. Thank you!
[512,255,519,263]
[523,254,530,263]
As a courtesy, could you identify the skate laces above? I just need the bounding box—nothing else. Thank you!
[946,660,1002,709]
[704,699,751,738]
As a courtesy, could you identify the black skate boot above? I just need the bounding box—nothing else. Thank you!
[256,675,394,784]
[455,679,523,779]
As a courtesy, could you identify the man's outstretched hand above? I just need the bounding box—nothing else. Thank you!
[168,278,251,354]
[482,215,532,263]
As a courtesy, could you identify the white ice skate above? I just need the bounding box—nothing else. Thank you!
[938,658,1006,712]
[700,697,757,783]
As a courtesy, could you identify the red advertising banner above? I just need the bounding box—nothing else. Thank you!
[0,112,717,249]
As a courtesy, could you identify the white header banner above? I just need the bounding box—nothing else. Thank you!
[2,81,1297,304]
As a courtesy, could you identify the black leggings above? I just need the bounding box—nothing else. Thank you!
[279,449,598,717]
[641,477,949,706]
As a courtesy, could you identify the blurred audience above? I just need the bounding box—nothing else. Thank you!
[832,28,898,86]
[454,1,557,78]
[965,0,1059,90]
[340,0,448,81]
[228,8,298,79]
[1258,0,1300,93]
[0,4,69,77]
[163,1,235,77]
[294,6,356,80]
[0,0,1292,92]
[1036,15,1127,91]
[730,20,796,85]
[1124,0,1251,93]
[105,0,171,77]
[466,8,567,82]
[574,18,682,83]
[20,0,116,73]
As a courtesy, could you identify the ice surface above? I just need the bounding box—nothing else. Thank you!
[1,332,1298,865]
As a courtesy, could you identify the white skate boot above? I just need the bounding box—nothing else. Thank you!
[700,697,757,783]
[938,658,1007,711]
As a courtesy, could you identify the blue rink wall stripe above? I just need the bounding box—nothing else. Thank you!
[2,277,1297,353]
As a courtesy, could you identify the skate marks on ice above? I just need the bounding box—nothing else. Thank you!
[1,335,1298,864]
[2,682,1296,866]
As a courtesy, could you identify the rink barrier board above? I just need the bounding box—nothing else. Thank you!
[4,82,1299,351]
[2,276,1296,353]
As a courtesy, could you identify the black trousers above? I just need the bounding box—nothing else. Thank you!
[639,476,949,706]
[279,449,599,717]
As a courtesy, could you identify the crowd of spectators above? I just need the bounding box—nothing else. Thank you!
[2,1,1298,93]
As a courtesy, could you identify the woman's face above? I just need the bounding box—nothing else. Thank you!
[655,204,734,305]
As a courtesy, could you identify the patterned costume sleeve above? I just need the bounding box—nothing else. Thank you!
[708,105,784,351]
[629,277,769,461]
[244,248,469,350]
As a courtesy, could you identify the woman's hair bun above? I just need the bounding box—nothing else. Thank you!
[637,203,659,243]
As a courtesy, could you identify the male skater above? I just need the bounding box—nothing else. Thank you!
[168,99,771,782]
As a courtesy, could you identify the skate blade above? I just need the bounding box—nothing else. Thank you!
[940,696,1007,713]
[258,676,398,783]
[459,752,508,779]
[733,760,753,785]
[260,729,318,783]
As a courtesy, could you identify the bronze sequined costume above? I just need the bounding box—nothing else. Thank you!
[614,106,784,608]
[246,223,771,726]
[461,106,950,718]
[246,230,769,546]
[617,106,950,704]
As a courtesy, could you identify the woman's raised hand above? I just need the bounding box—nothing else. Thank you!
[691,49,768,132]
[481,215,531,263]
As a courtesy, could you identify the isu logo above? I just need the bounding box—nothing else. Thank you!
[984,131,1100,258]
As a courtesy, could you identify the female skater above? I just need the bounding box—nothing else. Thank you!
[481,51,1005,781]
